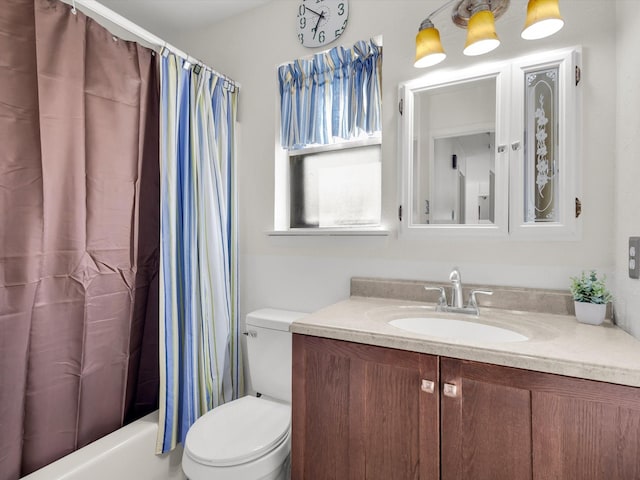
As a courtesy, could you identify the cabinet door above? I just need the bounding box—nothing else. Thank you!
[441,357,640,480]
[441,358,533,480]
[530,370,640,479]
[292,334,439,480]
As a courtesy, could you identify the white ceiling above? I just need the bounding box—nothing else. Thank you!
[97,0,273,34]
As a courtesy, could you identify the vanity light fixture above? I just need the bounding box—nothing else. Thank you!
[462,3,500,56]
[415,18,447,68]
[414,0,564,68]
[521,0,564,40]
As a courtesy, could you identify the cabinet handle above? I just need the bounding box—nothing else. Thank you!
[421,379,435,394]
[443,383,458,398]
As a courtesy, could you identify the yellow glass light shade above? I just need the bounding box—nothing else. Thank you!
[463,10,500,56]
[414,26,446,68]
[522,0,564,40]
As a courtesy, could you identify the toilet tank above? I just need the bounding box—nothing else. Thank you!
[245,308,308,403]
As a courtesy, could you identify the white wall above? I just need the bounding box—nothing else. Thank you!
[614,2,640,338]
[169,1,632,334]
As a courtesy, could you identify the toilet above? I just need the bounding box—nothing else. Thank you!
[181,308,307,480]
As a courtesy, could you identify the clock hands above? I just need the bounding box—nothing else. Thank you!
[306,6,327,39]
[312,11,326,39]
[305,6,324,17]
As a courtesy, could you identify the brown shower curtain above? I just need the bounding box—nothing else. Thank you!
[0,1,160,478]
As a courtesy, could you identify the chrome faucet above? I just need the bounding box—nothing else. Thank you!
[424,267,494,316]
[449,267,464,309]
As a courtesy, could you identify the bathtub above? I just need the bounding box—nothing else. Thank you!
[21,411,186,480]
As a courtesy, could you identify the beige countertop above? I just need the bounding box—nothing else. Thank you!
[290,296,640,388]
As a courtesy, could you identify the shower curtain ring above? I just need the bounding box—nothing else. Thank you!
[71,0,77,15]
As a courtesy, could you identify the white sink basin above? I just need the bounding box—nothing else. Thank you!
[388,317,529,343]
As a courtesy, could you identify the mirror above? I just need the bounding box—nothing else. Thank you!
[399,61,510,236]
[411,76,497,226]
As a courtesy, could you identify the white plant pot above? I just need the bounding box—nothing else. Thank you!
[574,301,607,326]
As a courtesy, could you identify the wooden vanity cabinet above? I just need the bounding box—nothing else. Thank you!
[291,334,439,480]
[441,358,640,480]
[440,358,533,480]
[292,334,640,480]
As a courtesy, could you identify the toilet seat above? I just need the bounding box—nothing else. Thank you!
[184,396,290,467]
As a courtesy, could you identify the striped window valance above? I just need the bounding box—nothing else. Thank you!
[278,39,382,150]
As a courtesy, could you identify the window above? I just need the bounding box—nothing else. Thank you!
[289,140,381,228]
[274,39,383,233]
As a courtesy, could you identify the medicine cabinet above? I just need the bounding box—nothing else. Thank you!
[399,47,581,239]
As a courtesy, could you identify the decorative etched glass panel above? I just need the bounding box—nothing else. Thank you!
[524,66,559,223]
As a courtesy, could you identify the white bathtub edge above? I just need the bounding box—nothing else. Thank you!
[21,410,185,480]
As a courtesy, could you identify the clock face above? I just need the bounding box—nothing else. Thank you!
[296,0,349,48]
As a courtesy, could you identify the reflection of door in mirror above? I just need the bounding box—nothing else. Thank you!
[458,171,465,224]
[412,76,497,225]
[429,131,495,224]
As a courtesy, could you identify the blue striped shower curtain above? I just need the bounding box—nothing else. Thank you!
[278,39,382,150]
[157,53,240,453]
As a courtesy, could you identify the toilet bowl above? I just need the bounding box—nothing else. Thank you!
[181,308,307,480]
[182,396,291,480]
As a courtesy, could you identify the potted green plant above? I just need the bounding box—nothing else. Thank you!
[569,271,612,325]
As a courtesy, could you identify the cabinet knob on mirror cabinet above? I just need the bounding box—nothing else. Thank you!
[421,379,435,394]
[443,383,458,398]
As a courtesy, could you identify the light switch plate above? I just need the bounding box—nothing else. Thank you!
[629,237,640,279]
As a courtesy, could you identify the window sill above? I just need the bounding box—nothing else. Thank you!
[267,227,390,237]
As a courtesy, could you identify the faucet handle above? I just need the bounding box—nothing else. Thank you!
[424,286,447,308]
[468,290,494,309]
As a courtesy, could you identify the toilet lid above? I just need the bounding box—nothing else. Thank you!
[184,396,290,467]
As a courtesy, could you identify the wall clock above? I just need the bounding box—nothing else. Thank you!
[296,0,349,48]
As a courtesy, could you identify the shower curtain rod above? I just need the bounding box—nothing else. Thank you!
[69,0,240,89]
